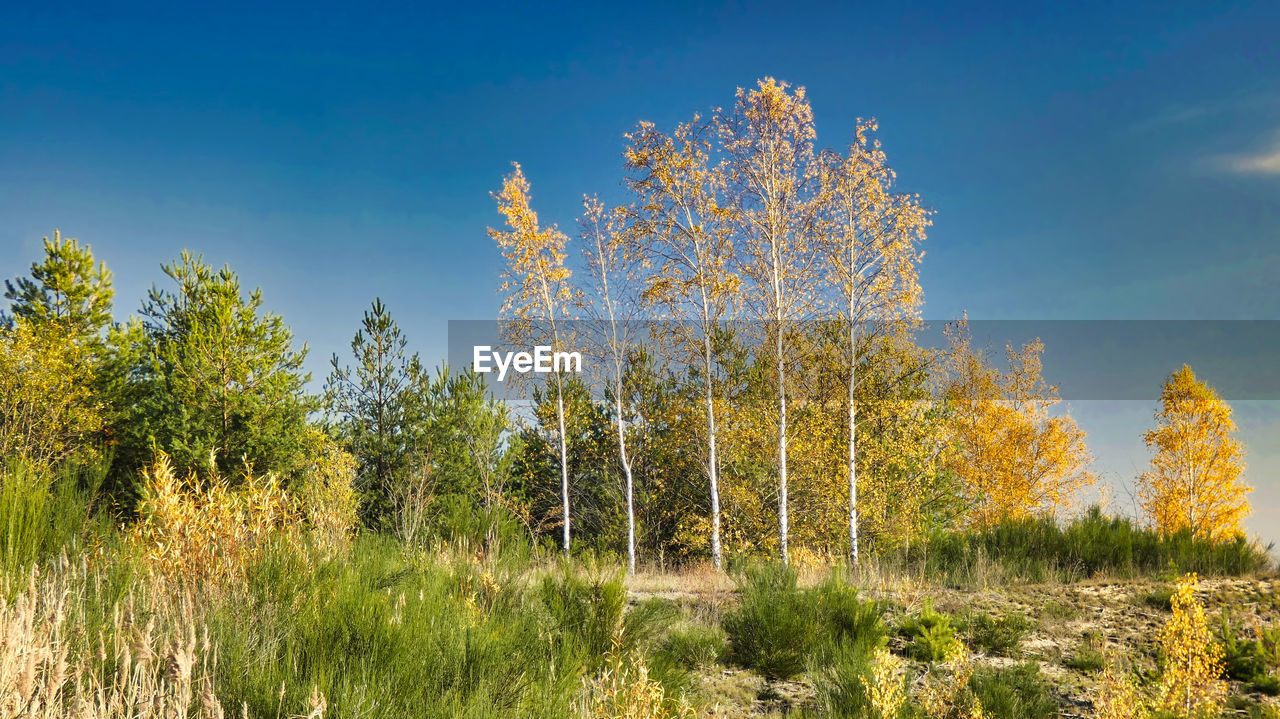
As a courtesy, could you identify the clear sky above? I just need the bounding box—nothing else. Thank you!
[2,2,1278,537]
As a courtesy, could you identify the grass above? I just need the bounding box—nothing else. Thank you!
[969,662,1058,719]
[4,460,1278,718]
[720,563,886,680]
[958,609,1032,657]
[884,507,1270,587]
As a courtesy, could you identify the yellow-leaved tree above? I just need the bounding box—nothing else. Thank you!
[1154,573,1227,718]
[817,119,929,563]
[490,163,579,555]
[944,319,1096,528]
[0,320,102,470]
[1138,365,1249,540]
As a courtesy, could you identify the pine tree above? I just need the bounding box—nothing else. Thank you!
[325,298,416,526]
[123,251,315,483]
[3,229,114,343]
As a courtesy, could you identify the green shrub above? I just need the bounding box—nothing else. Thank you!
[1141,586,1174,611]
[721,562,815,679]
[721,564,887,680]
[536,564,628,667]
[970,662,1057,719]
[812,572,887,657]
[894,507,1270,586]
[899,601,960,663]
[1064,645,1106,672]
[658,624,726,670]
[1221,617,1280,696]
[961,610,1031,657]
[811,643,878,719]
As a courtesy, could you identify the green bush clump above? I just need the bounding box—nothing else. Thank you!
[721,563,815,679]
[1141,586,1174,611]
[969,662,1057,719]
[899,601,960,662]
[811,644,879,719]
[1221,618,1280,696]
[960,610,1032,656]
[657,624,726,670]
[722,563,885,680]
[1064,645,1106,672]
[897,507,1270,586]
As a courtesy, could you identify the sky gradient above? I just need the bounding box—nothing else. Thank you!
[3,1,1279,537]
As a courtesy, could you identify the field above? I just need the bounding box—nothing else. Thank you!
[2,464,1277,719]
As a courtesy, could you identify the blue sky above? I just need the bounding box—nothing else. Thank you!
[3,1,1279,536]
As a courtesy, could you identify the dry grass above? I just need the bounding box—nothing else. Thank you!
[128,454,303,586]
[0,556,323,719]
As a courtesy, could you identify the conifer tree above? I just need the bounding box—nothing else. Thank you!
[326,298,416,525]
[3,229,114,343]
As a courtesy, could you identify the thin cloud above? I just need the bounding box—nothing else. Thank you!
[1217,132,1280,176]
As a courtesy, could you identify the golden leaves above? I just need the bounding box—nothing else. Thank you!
[1138,365,1250,540]
[1153,573,1228,718]
[0,319,103,470]
[944,321,1096,528]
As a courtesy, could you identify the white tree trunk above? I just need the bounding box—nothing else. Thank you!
[555,373,571,556]
[848,320,859,565]
[703,331,723,569]
[615,388,637,574]
[776,306,790,565]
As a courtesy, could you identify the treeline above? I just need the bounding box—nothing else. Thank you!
[0,79,1256,573]
[483,77,1256,568]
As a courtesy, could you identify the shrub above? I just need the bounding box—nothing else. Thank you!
[296,429,360,552]
[580,644,703,719]
[1142,586,1174,611]
[899,507,1270,586]
[0,320,102,470]
[1153,574,1227,719]
[813,572,887,658]
[899,601,960,663]
[129,453,302,585]
[1220,617,1280,696]
[970,662,1057,719]
[811,643,877,719]
[721,563,815,679]
[658,624,726,670]
[1065,645,1107,673]
[961,610,1031,657]
[1093,661,1147,719]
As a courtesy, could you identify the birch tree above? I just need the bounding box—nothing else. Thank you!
[818,121,929,563]
[624,117,737,568]
[580,196,642,573]
[1138,365,1250,540]
[719,78,821,564]
[489,164,577,555]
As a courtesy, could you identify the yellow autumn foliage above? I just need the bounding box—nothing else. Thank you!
[580,642,707,719]
[295,429,360,553]
[944,320,1096,528]
[129,454,302,585]
[1139,365,1250,540]
[1154,573,1227,719]
[0,319,102,471]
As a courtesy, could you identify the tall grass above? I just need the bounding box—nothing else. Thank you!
[882,507,1270,586]
[722,563,885,680]
[0,459,109,577]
